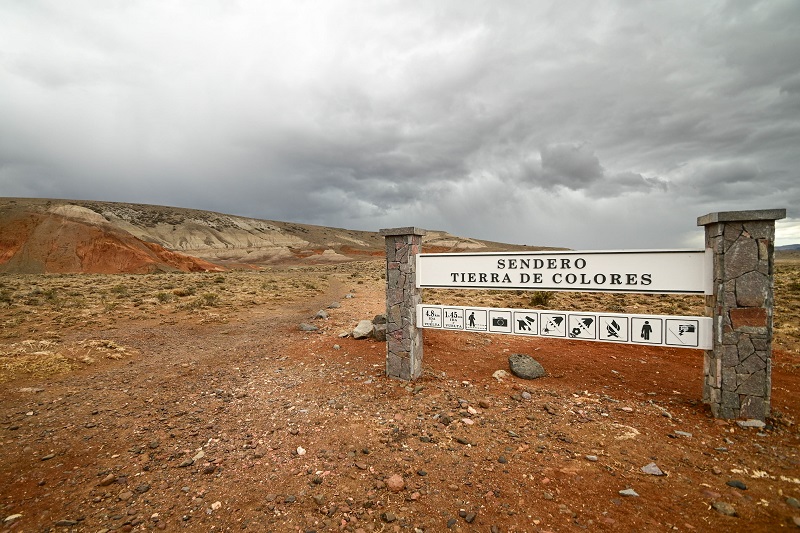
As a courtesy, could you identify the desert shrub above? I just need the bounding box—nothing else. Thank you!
[213,274,225,284]
[110,284,129,297]
[200,293,219,306]
[529,291,555,308]
[182,293,219,310]
[0,290,13,305]
[156,292,174,303]
[173,287,195,297]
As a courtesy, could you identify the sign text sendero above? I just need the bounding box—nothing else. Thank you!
[416,250,712,294]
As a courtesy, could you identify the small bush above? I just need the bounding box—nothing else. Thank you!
[200,293,219,306]
[156,292,174,303]
[110,284,129,296]
[529,291,555,308]
[213,274,225,284]
[173,287,195,297]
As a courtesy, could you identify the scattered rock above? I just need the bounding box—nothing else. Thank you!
[41,453,55,461]
[585,455,598,462]
[386,474,405,492]
[3,514,22,523]
[736,419,766,429]
[787,497,800,509]
[99,473,117,486]
[641,463,665,476]
[674,431,693,438]
[372,314,387,325]
[299,323,318,332]
[314,309,328,320]
[492,370,510,381]
[508,353,546,380]
[712,501,737,516]
[726,480,747,490]
[373,323,387,341]
[352,320,374,339]
[381,512,396,523]
[619,488,639,497]
[54,519,78,527]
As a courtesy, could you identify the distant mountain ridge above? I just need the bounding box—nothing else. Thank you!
[776,244,800,251]
[0,198,553,274]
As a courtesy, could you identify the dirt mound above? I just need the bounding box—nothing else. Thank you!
[0,206,223,274]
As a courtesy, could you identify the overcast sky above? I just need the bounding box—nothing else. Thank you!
[1,1,799,249]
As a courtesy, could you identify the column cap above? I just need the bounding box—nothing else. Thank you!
[698,209,786,226]
[379,227,427,236]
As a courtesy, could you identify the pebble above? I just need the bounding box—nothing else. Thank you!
[726,480,747,490]
[585,455,598,462]
[521,391,532,400]
[99,474,117,486]
[386,474,405,492]
[299,323,318,332]
[787,497,800,509]
[712,501,737,516]
[3,515,22,523]
[41,453,55,461]
[641,463,665,476]
[381,512,396,523]
[619,488,639,497]
[54,519,78,526]
[674,431,693,438]
[736,419,766,429]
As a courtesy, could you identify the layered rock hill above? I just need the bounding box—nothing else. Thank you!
[0,198,548,274]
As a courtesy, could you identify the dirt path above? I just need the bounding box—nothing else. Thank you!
[1,267,800,532]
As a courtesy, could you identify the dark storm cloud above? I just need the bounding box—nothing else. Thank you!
[1,0,799,248]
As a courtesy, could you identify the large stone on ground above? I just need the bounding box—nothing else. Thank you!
[373,323,387,341]
[353,320,374,339]
[508,353,546,380]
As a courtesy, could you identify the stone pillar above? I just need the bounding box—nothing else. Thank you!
[379,227,426,380]
[698,209,785,420]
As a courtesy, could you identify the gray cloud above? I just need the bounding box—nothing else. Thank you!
[1,0,799,249]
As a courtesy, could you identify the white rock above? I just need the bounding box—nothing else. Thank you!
[492,370,510,381]
[297,446,306,456]
[352,320,374,339]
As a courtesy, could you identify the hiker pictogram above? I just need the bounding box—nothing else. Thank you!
[464,309,488,331]
[631,317,662,344]
[641,320,653,340]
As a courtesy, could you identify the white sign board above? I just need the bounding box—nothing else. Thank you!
[416,304,712,350]
[417,250,713,294]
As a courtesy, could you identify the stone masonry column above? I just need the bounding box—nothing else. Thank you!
[379,227,426,380]
[698,209,785,420]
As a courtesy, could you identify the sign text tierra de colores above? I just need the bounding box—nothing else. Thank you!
[416,250,713,294]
